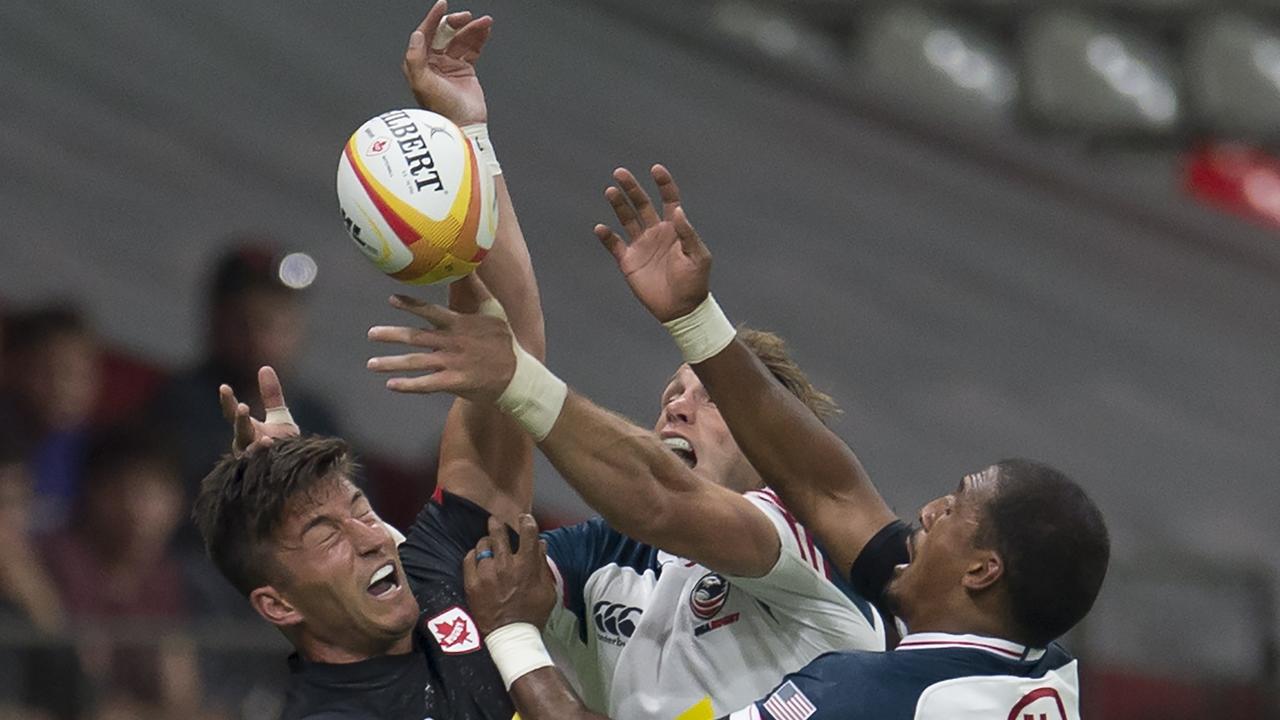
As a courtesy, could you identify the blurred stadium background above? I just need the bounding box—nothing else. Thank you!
[1,0,1278,717]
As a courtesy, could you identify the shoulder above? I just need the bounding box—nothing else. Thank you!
[748,651,942,720]
[542,517,659,577]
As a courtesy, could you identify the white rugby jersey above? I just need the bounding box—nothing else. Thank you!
[728,633,1081,720]
[540,489,885,720]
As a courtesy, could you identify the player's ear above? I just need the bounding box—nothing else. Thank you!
[250,585,304,628]
[962,549,1003,592]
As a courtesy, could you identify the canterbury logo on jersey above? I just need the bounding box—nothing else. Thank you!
[592,600,642,646]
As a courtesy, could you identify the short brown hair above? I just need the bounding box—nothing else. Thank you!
[737,327,841,423]
[193,436,354,596]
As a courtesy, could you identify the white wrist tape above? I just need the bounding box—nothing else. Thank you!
[264,406,296,426]
[661,293,736,364]
[431,16,459,50]
[477,297,508,321]
[485,622,554,690]
[462,124,503,176]
[496,344,567,442]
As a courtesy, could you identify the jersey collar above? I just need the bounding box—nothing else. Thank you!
[895,632,1046,662]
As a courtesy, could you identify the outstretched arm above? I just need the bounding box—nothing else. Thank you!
[594,166,897,577]
[367,277,780,577]
[385,0,544,522]
[539,391,780,577]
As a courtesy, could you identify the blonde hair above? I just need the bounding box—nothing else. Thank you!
[737,327,841,423]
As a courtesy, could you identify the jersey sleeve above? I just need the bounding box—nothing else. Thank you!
[540,518,656,649]
[848,519,911,617]
[398,491,492,591]
[397,492,518,720]
[723,490,882,645]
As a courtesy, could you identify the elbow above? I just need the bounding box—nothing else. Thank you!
[612,475,689,547]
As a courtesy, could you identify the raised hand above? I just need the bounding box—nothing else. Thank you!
[402,0,493,126]
[594,165,712,323]
[218,366,300,456]
[463,514,556,635]
[366,273,517,404]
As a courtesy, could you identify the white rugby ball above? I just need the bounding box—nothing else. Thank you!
[336,108,497,284]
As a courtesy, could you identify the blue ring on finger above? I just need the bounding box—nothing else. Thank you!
[476,549,495,561]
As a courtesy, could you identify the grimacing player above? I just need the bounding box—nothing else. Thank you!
[382,165,1111,720]
[192,2,547,718]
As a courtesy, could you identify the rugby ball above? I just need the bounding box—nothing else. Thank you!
[336,109,497,285]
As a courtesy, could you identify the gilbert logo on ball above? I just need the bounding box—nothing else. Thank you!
[336,108,497,285]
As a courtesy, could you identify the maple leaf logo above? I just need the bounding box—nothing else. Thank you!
[425,606,480,654]
[434,618,470,648]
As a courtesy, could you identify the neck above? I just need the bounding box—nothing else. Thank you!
[297,630,414,664]
[901,602,1015,645]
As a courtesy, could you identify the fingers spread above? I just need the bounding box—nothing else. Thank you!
[219,384,239,424]
[234,403,254,448]
[385,370,463,394]
[258,366,288,410]
[594,224,627,264]
[389,295,457,328]
[652,164,683,219]
[366,352,445,373]
[613,167,660,228]
[672,206,707,257]
[606,185,642,240]
[368,325,447,349]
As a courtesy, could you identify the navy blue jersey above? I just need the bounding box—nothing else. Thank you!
[727,633,1080,720]
[281,492,514,720]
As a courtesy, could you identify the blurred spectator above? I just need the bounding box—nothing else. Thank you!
[0,305,101,532]
[150,243,340,543]
[0,439,83,720]
[42,427,201,715]
[0,444,64,634]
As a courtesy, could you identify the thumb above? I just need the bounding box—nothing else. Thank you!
[405,30,427,72]
[448,272,495,314]
[673,206,709,259]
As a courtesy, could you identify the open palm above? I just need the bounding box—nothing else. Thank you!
[596,165,711,323]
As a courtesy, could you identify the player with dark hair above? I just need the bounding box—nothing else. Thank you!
[386,165,1110,719]
[191,2,546,717]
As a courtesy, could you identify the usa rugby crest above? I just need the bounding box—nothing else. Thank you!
[689,572,730,620]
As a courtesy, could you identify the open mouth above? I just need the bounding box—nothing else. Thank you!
[367,562,402,598]
[895,527,921,574]
[662,436,697,468]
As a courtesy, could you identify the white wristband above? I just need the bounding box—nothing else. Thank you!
[496,344,567,442]
[661,293,736,364]
[462,123,502,177]
[484,622,554,690]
